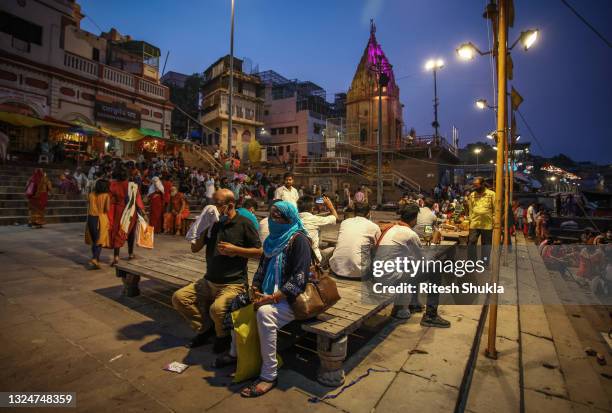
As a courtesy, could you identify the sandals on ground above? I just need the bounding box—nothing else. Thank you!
[240,378,277,398]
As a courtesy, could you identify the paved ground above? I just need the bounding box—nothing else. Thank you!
[0,222,483,413]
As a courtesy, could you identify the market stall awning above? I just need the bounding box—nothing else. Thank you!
[99,126,163,141]
[0,112,70,128]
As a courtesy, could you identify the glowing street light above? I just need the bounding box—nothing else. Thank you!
[474,147,482,172]
[476,99,487,110]
[517,29,538,51]
[486,131,497,140]
[456,42,488,61]
[425,58,445,71]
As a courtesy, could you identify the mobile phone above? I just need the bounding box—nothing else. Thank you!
[315,197,324,204]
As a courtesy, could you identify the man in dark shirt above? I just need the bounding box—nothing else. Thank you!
[172,189,262,351]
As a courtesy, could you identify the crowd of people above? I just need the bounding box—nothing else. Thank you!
[21,151,611,397]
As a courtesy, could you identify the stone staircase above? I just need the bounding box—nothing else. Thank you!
[0,164,88,226]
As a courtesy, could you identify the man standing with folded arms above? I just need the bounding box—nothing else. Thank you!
[172,189,262,352]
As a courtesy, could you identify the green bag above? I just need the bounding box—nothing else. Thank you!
[231,304,282,383]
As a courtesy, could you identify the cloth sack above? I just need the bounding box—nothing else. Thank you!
[163,212,174,233]
[136,214,154,249]
[231,303,282,383]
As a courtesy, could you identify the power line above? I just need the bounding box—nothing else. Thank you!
[516,109,546,154]
[560,0,612,49]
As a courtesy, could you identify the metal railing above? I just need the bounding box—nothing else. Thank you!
[293,157,421,192]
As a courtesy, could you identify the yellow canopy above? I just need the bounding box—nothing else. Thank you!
[0,112,69,128]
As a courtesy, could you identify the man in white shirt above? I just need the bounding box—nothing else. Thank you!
[273,172,299,207]
[329,202,381,279]
[414,197,437,239]
[73,167,89,194]
[205,174,215,205]
[298,195,339,263]
[374,204,450,328]
[526,202,536,239]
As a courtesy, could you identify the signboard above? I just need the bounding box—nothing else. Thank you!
[94,100,140,126]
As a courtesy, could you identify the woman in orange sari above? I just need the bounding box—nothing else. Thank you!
[25,168,52,228]
[170,185,190,235]
[85,178,111,269]
[109,167,145,266]
[148,176,164,234]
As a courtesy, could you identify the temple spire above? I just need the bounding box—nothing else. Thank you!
[370,18,376,36]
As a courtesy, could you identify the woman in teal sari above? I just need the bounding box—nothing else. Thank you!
[239,201,312,397]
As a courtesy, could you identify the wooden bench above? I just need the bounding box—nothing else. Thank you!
[116,243,455,387]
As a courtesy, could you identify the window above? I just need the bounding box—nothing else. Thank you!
[271,128,277,136]
[0,11,43,46]
[285,126,292,134]
[92,48,100,62]
[295,126,298,134]
[278,127,284,135]
[279,146,284,155]
[286,145,290,152]
[313,124,322,134]
[264,110,269,116]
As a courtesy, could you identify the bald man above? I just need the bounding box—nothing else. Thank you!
[172,188,262,351]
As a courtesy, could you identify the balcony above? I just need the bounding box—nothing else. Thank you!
[62,51,169,101]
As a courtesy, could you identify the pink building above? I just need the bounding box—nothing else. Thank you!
[257,70,330,165]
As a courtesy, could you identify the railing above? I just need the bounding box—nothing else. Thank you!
[62,51,168,100]
[339,134,458,157]
[139,78,167,99]
[63,52,98,77]
[102,65,134,88]
[293,157,421,192]
[192,144,223,171]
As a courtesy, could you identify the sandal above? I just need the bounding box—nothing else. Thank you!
[240,378,277,398]
[212,354,237,369]
[128,254,136,260]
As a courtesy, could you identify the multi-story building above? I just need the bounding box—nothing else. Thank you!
[0,0,172,158]
[200,55,264,160]
[257,69,331,165]
[160,71,189,88]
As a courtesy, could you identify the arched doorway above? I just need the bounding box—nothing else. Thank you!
[241,130,251,161]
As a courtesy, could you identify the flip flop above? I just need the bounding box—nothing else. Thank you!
[240,378,277,398]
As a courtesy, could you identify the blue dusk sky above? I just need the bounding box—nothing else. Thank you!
[78,0,612,164]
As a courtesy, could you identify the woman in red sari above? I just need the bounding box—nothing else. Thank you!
[109,167,144,266]
[162,173,173,210]
[148,176,164,234]
[25,168,52,228]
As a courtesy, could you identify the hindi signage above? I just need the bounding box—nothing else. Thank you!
[94,100,140,126]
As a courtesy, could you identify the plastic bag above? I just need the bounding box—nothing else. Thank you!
[136,214,154,249]
[231,304,282,383]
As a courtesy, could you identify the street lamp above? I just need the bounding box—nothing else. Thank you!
[457,1,539,359]
[476,98,496,110]
[511,29,539,51]
[473,147,482,172]
[369,51,391,207]
[425,58,444,137]
[227,0,236,158]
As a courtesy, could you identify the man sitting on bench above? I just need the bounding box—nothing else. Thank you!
[172,189,262,352]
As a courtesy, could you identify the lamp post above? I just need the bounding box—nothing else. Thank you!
[474,147,482,173]
[425,59,444,137]
[369,53,390,207]
[227,0,235,158]
[457,0,538,359]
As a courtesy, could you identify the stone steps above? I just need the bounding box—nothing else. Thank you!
[0,214,86,226]
[0,199,86,208]
[0,206,87,216]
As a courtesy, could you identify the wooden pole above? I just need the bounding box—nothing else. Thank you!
[485,0,508,360]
